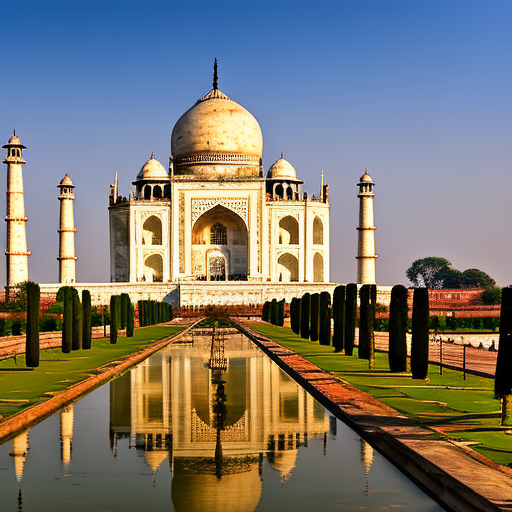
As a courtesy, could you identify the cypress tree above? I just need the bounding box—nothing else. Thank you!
[110,295,118,344]
[120,293,129,330]
[358,285,370,359]
[169,303,174,321]
[279,299,285,326]
[126,299,134,337]
[291,298,301,335]
[388,285,408,372]
[310,293,320,342]
[300,293,310,340]
[62,287,73,353]
[319,291,331,346]
[411,288,429,379]
[25,282,40,367]
[72,290,82,351]
[368,285,377,369]
[138,300,144,327]
[332,285,345,353]
[344,284,357,356]
[270,299,278,325]
[495,286,512,426]
[82,290,92,349]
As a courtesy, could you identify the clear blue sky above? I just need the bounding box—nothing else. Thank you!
[1,0,511,286]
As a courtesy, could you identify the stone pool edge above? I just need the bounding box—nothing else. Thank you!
[0,318,203,443]
[233,319,512,512]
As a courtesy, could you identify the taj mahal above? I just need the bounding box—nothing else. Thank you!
[2,62,378,306]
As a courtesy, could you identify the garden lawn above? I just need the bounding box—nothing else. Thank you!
[246,321,512,467]
[0,324,186,420]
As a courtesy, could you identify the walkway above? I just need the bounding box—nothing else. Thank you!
[236,320,512,512]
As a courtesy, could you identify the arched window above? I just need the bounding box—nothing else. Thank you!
[277,253,299,282]
[143,185,151,200]
[17,149,20,157]
[210,223,227,245]
[153,185,162,199]
[313,217,323,245]
[279,216,299,245]
[144,254,163,282]
[313,253,323,282]
[286,186,293,200]
[142,216,162,245]
[275,184,284,199]
[163,184,169,198]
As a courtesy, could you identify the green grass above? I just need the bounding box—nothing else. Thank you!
[246,322,512,467]
[0,324,186,420]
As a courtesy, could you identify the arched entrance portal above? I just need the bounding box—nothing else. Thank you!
[192,205,248,281]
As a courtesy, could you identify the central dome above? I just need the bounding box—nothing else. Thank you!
[171,86,263,179]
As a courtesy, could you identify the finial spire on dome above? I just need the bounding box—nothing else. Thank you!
[213,58,218,90]
[13,128,16,136]
[281,151,284,159]
[151,151,155,159]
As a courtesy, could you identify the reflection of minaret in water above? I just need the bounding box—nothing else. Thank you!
[61,405,74,468]
[360,438,374,495]
[9,430,29,483]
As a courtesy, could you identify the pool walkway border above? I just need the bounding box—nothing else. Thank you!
[233,319,512,512]
[0,318,202,443]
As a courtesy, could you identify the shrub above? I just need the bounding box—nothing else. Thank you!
[332,285,345,352]
[388,285,408,372]
[40,316,57,332]
[495,286,512,426]
[319,291,331,346]
[25,282,40,368]
[429,316,440,331]
[344,284,357,356]
[12,320,22,336]
[482,287,502,306]
[411,288,429,379]
[82,290,92,349]
[0,318,5,337]
[310,293,320,342]
[300,293,310,340]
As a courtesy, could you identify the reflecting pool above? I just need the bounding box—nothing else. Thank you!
[0,328,445,511]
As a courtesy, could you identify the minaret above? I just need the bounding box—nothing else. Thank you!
[2,132,30,296]
[60,405,74,468]
[57,174,77,283]
[356,170,377,284]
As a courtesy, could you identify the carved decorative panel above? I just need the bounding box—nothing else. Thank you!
[191,198,248,227]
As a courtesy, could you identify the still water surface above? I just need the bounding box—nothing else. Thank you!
[0,328,444,511]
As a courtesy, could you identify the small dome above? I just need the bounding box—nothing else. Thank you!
[360,172,373,182]
[9,135,21,145]
[267,450,297,483]
[59,174,74,187]
[267,156,297,180]
[137,154,169,180]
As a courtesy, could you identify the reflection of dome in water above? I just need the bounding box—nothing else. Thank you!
[172,461,262,512]
[145,450,168,473]
[267,449,297,483]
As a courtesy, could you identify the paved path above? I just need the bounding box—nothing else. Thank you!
[236,320,512,512]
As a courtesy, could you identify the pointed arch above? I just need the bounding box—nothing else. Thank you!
[144,254,163,282]
[313,252,324,282]
[313,217,323,245]
[277,253,299,282]
[279,216,299,245]
[142,216,162,245]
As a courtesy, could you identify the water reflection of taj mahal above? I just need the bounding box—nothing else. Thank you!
[109,330,330,511]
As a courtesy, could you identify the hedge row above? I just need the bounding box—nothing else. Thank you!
[262,299,284,327]
[138,300,173,327]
